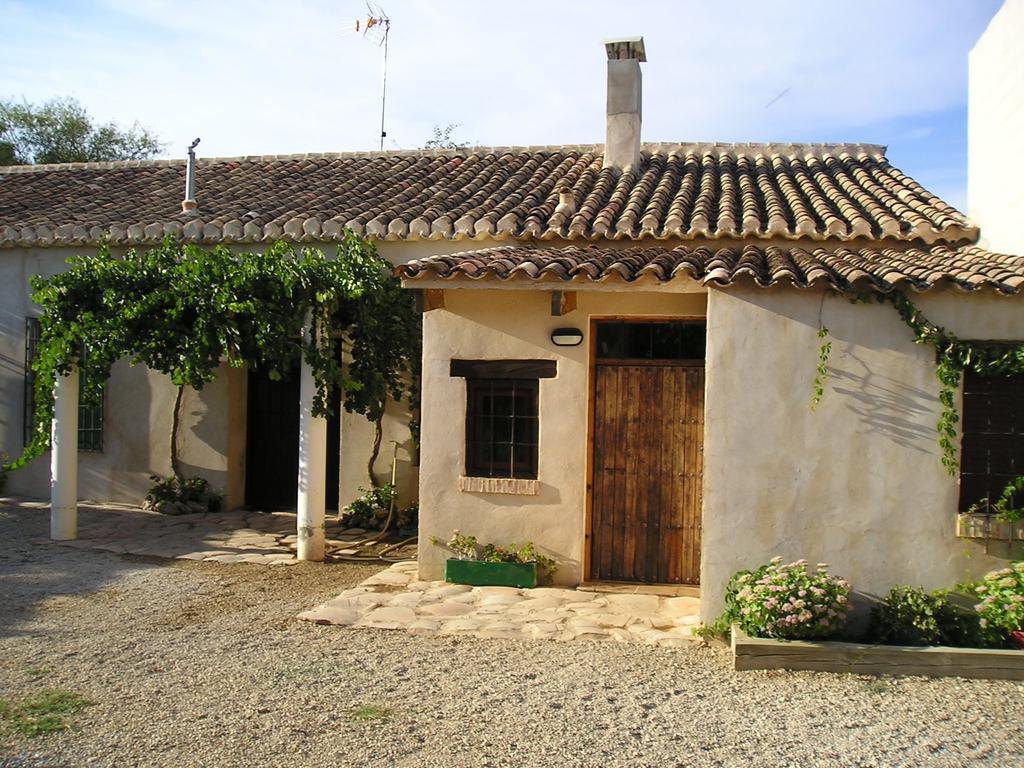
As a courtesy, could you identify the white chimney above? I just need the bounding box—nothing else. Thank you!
[603,36,646,170]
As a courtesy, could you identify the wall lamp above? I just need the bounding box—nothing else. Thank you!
[550,327,584,347]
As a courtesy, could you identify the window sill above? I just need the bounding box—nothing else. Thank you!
[458,476,539,496]
[956,513,1024,542]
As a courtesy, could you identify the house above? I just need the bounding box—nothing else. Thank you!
[395,25,1024,619]
[1,9,1022,619]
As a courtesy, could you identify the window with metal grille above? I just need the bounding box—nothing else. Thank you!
[465,379,538,479]
[959,369,1024,511]
[23,317,104,452]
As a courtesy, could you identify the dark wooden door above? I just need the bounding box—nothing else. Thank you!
[245,369,340,511]
[589,364,704,584]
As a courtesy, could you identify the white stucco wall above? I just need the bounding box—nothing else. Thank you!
[968,0,1024,253]
[417,287,708,585]
[702,286,1024,619]
[415,280,1022,616]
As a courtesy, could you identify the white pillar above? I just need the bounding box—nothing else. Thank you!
[50,366,79,540]
[296,314,327,561]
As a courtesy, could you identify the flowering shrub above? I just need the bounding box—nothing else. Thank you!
[972,561,1024,637]
[726,557,851,640]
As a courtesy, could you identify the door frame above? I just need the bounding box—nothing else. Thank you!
[583,315,707,585]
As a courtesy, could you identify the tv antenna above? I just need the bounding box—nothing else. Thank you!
[353,3,392,150]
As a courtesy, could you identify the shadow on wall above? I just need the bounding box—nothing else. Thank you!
[828,351,936,453]
[182,386,225,488]
[765,291,939,455]
[78,361,153,504]
[458,483,563,509]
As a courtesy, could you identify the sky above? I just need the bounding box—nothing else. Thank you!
[0,0,1004,212]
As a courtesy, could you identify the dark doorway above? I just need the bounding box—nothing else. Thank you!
[245,366,340,511]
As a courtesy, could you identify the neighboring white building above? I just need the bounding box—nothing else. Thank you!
[969,0,1024,254]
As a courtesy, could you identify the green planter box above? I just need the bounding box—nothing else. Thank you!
[444,558,537,588]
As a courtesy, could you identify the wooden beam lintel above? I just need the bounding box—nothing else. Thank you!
[551,290,577,317]
[423,289,445,312]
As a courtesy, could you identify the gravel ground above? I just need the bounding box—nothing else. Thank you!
[2,503,1024,768]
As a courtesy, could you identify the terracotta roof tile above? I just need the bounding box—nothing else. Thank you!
[395,244,1024,295]
[0,143,974,249]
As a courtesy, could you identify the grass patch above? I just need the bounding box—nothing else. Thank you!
[0,689,93,737]
[862,678,893,695]
[348,703,392,723]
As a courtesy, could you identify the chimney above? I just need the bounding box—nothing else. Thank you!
[182,137,200,213]
[603,37,646,170]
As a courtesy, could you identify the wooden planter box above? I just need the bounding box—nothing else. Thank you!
[957,512,1024,542]
[731,626,1024,681]
[444,559,537,588]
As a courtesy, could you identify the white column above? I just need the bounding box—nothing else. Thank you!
[296,313,327,561]
[50,366,79,540]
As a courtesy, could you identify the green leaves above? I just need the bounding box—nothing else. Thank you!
[4,234,419,474]
[0,97,163,165]
[867,586,985,648]
[809,326,832,410]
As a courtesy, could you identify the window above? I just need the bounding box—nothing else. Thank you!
[465,379,539,479]
[24,317,104,452]
[959,368,1024,511]
[449,359,555,481]
[595,320,706,361]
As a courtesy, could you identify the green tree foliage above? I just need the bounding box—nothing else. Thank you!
[0,97,163,165]
[6,234,419,481]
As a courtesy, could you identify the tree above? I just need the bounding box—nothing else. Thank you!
[423,123,468,150]
[0,97,163,165]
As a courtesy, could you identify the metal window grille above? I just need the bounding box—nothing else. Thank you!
[465,378,538,479]
[959,369,1023,511]
[23,317,104,452]
[23,318,40,447]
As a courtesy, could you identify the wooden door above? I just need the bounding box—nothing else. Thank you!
[589,363,704,584]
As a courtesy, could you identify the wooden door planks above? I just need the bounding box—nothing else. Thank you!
[589,362,704,585]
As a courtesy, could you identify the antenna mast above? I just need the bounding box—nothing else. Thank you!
[354,4,392,151]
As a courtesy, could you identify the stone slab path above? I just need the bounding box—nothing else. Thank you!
[9,497,388,565]
[297,561,702,647]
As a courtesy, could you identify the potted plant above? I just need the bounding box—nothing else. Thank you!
[433,530,557,588]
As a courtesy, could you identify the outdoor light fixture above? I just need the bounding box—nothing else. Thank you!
[550,327,584,347]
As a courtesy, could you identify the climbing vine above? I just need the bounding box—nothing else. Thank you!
[5,233,419,486]
[810,326,832,410]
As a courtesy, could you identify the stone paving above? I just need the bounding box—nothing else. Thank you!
[297,561,702,647]
[9,498,383,565]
